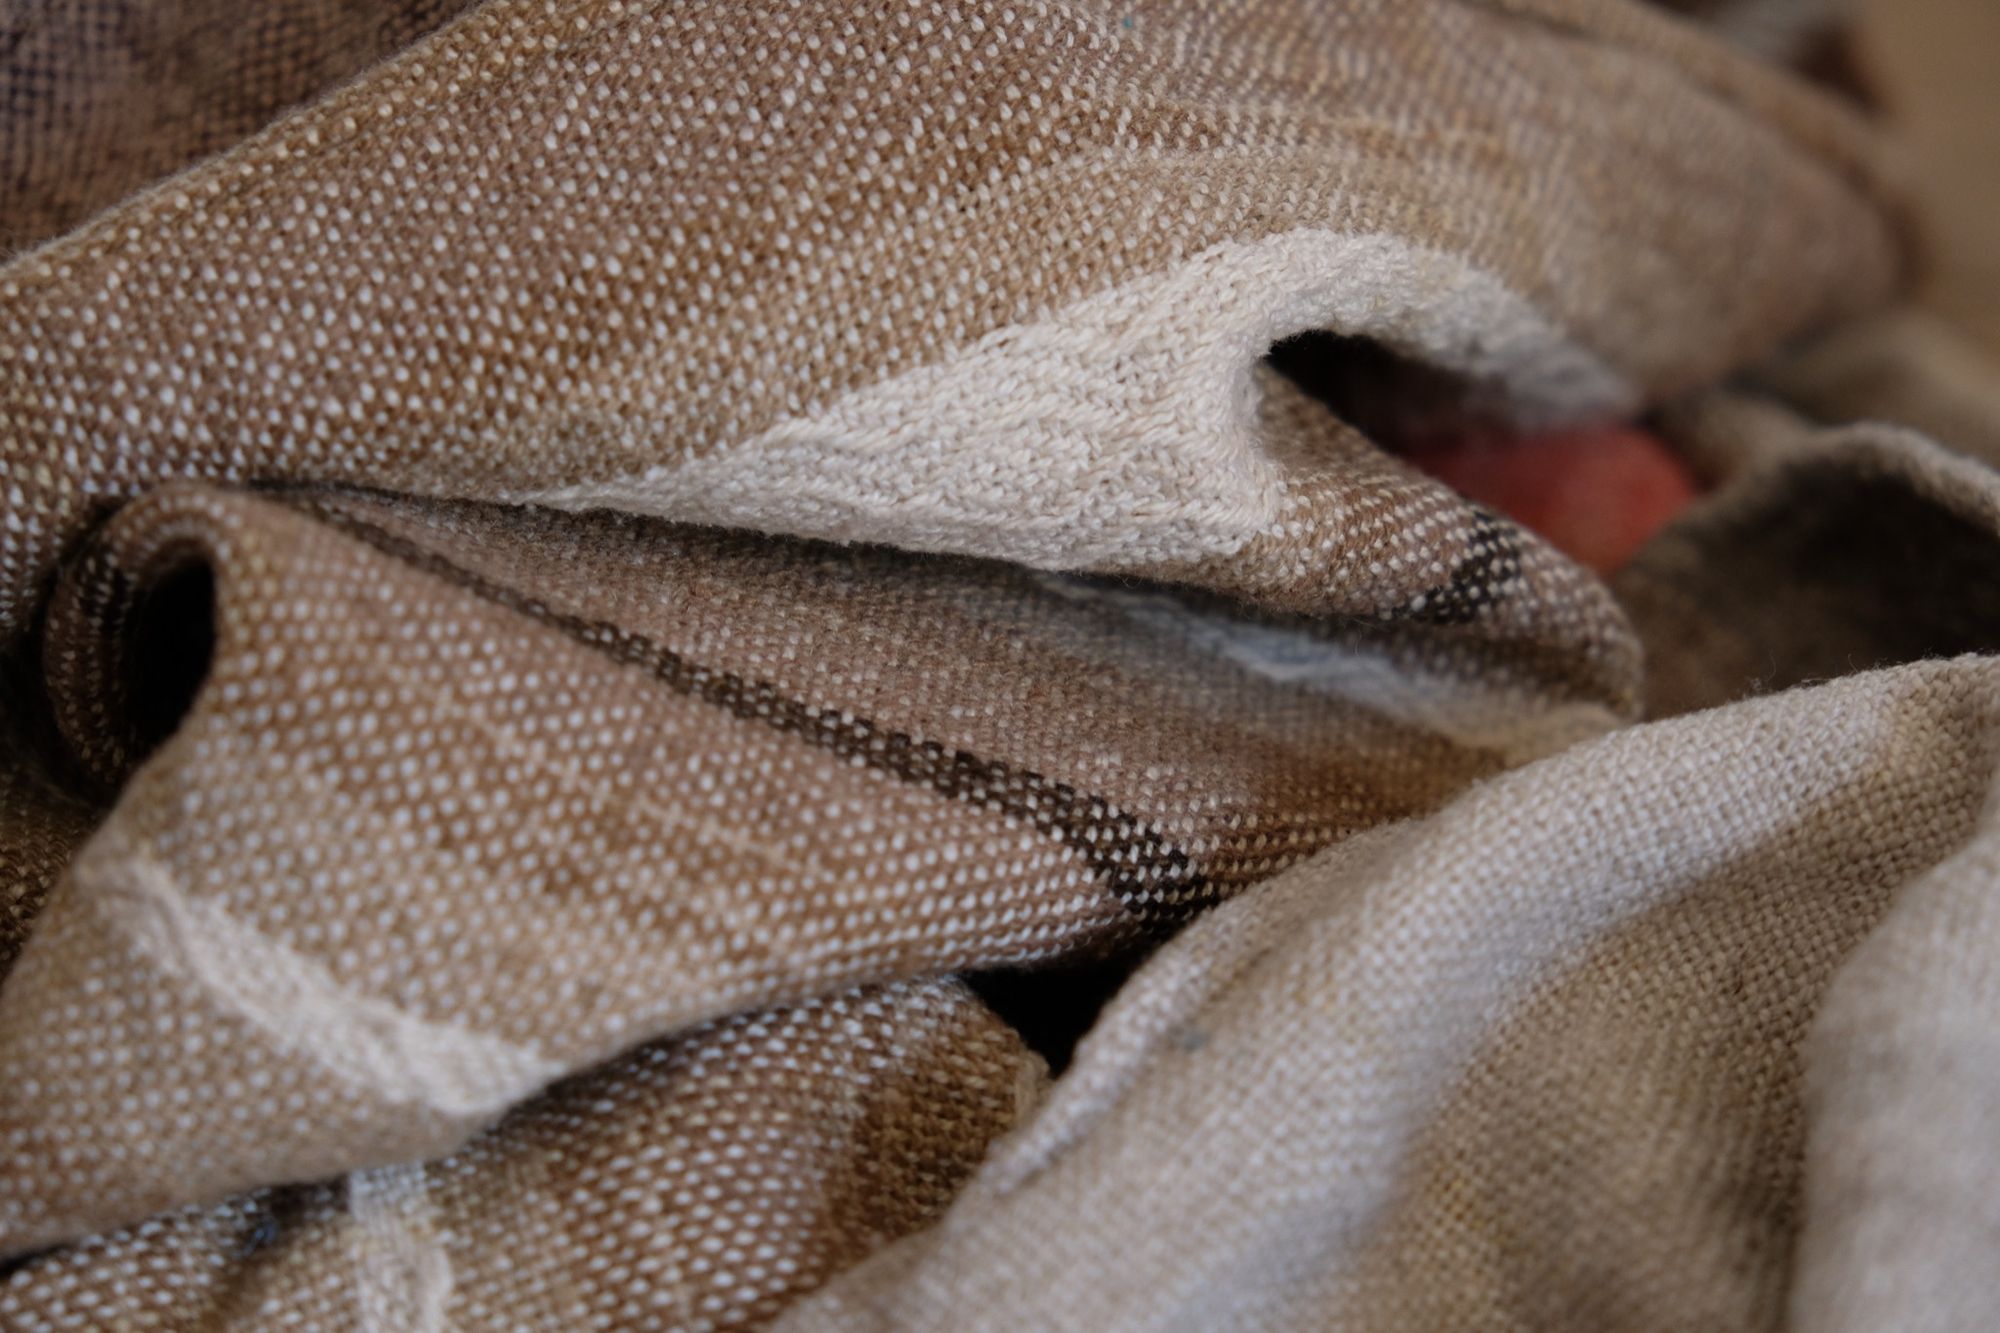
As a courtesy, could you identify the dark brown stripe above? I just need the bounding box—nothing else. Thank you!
[284,493,1221,928]
[1394,507,1523,627]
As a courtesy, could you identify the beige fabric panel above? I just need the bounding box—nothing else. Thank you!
[783,651,2000,1330]
[0,0,482,256]
[0,0,1904,634]
[4,462,1606,1254]
[2,978,1043,1332]
[6,2,1998,1328]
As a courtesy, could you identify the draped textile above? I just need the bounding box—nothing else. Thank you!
[5,0,2000,1328]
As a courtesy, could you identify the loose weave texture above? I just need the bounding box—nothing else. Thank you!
[3,446,1625,1254]
[0,0,1906,639]
[0,0,483,257]
[13,424,2000,1328]
[3,977,1045,1330]
[8,0,2000,1329]
[779,426,2000,1332]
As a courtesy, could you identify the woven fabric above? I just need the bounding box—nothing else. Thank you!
[5,0,2000,1328]
[7,467,1614,1254]
[3,977,1043,1330]
[0,0,481,256]
[0,0,1903,639]
[781,423,2000,1331]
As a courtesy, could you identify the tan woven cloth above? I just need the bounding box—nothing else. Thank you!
[6,0,2000,1328]
[781,428,2000,1332]
[4,975,1045,1329]
[0,0,1904,637]
[0,0,481,257]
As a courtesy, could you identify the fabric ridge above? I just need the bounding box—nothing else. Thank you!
[5,0,2000,1329]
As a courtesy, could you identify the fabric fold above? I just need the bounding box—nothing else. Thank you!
[0,0,1905,637]
[756,411,2000,1332]
[3,459,1621,1254]
[780,652,2000,1330]
[2,977,1043,1332]
[1618,423,2000,717]
[6,1,1996,1328]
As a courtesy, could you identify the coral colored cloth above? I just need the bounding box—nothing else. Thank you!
[1404,427,1701,575]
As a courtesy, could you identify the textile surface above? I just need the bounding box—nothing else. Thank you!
[4,0,2000,1329]
[0,0,481,257]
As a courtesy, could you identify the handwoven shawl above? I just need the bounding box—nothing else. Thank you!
[3,0,1999,1328]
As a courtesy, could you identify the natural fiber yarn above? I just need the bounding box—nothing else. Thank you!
[9,1,2000,1329]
